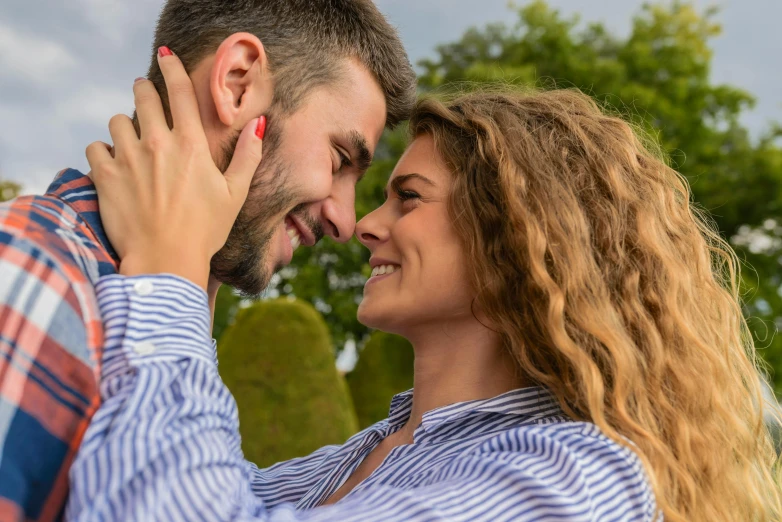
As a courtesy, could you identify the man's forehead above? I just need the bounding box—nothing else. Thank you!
[322,60,388,142]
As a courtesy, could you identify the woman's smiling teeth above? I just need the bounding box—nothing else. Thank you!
[287,227,302,251]
[370,264,400,278]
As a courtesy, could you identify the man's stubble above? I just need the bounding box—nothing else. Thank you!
[210,112,297,297]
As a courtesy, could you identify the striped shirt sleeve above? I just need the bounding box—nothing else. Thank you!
[66,273,654,522]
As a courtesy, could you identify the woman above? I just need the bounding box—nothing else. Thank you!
[348,89,782,520]
[68,70,780,521]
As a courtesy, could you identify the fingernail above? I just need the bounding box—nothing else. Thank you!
[134,77,145,83]
[158,46,173,58]
[255,115,267,140]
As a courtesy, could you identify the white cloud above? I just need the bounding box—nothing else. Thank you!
[0,104,34,152]
[0,22,76,85]
[0,161,64,196]
[55,86,133,127]
[66,0,162,43]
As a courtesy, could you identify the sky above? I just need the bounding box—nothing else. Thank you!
[0,0,780,196]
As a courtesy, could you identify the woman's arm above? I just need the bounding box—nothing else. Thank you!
[66,273,655,522]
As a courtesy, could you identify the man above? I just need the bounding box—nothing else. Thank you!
[0,0,415,519]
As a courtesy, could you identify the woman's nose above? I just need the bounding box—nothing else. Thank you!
[356,206,389,248]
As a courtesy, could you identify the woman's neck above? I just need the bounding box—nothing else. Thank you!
[394,316,528,443]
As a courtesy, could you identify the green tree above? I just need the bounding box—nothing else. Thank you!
[218,298,358,467]
[0,180,21,202]
[346,332,414,429]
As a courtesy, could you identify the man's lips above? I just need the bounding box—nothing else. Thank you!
[286,213,316,247]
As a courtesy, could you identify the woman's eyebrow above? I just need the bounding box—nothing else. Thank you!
[383,173,436,199]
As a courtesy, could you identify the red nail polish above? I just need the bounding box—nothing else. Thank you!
[256,115,267,140]
[158,46,173,58]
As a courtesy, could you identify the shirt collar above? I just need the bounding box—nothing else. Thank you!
[387,386,563,432]
[46,168,118,262]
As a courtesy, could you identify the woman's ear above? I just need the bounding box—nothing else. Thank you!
[210,32,274,128]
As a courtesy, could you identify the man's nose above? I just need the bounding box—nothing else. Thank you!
[319,191,357,243]
[320,200,356,243]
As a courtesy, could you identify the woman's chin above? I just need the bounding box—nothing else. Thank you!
[357,301,393,331]
[356,304,379,329]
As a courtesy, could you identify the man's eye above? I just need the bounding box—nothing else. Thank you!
[337,150,352,171]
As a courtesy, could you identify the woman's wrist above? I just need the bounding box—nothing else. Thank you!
[119,251,211,291]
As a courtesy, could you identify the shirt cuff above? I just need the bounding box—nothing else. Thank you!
[95,273,216,377]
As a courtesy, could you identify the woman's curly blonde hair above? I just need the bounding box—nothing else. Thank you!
[408,86,782,521]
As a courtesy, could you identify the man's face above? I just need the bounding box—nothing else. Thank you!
[211,59,387,296]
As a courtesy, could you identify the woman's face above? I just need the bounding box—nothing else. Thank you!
[356,134,475,335]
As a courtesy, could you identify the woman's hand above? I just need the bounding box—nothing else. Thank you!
[85,47,265,291]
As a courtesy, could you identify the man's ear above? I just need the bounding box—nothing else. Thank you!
[210,32,274,128]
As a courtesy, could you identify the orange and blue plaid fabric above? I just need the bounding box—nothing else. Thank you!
[0,169,117,522]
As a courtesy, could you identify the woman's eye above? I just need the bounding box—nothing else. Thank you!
[396,188,421,203]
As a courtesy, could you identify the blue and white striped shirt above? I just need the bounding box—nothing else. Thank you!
[66,274,659,521]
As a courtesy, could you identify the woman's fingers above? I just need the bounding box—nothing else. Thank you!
[156,47,204,136]
[85,47,256,290]
[108,114,138,160]
[224,116,266,210]
[85,141,114,177]
[133,78,167,138]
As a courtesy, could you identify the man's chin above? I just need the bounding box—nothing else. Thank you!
[227,278,268,300]
[210,262,270,299]
[210,228,276,298]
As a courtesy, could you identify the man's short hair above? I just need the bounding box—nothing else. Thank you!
[147,0,416,128]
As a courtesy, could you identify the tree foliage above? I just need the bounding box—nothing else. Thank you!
[263,1,782,391]
[346,332,414,429]
[0,179,21,202]
[217,298,358,467]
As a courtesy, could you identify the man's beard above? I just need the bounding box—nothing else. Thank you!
[210,116,298,298]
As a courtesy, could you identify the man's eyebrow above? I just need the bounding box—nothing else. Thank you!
[383,173,436,199]
[347,130,373,181]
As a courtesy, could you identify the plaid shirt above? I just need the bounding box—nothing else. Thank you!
[0,169,117,522]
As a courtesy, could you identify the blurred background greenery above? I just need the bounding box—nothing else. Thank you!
[5,1,780,462]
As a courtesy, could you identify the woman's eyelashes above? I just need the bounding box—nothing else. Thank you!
[397,189,420,201]
[395,186,421,208]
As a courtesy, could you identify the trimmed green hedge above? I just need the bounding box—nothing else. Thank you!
[346,332,414,429]
[218,298,359,468]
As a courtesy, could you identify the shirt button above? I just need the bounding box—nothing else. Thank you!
[134,280,155,296]
[133,341,157,355]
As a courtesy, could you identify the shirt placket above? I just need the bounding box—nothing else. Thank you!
[296,424,390,510]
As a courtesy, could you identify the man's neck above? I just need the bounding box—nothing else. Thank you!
[207,276,222,333]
